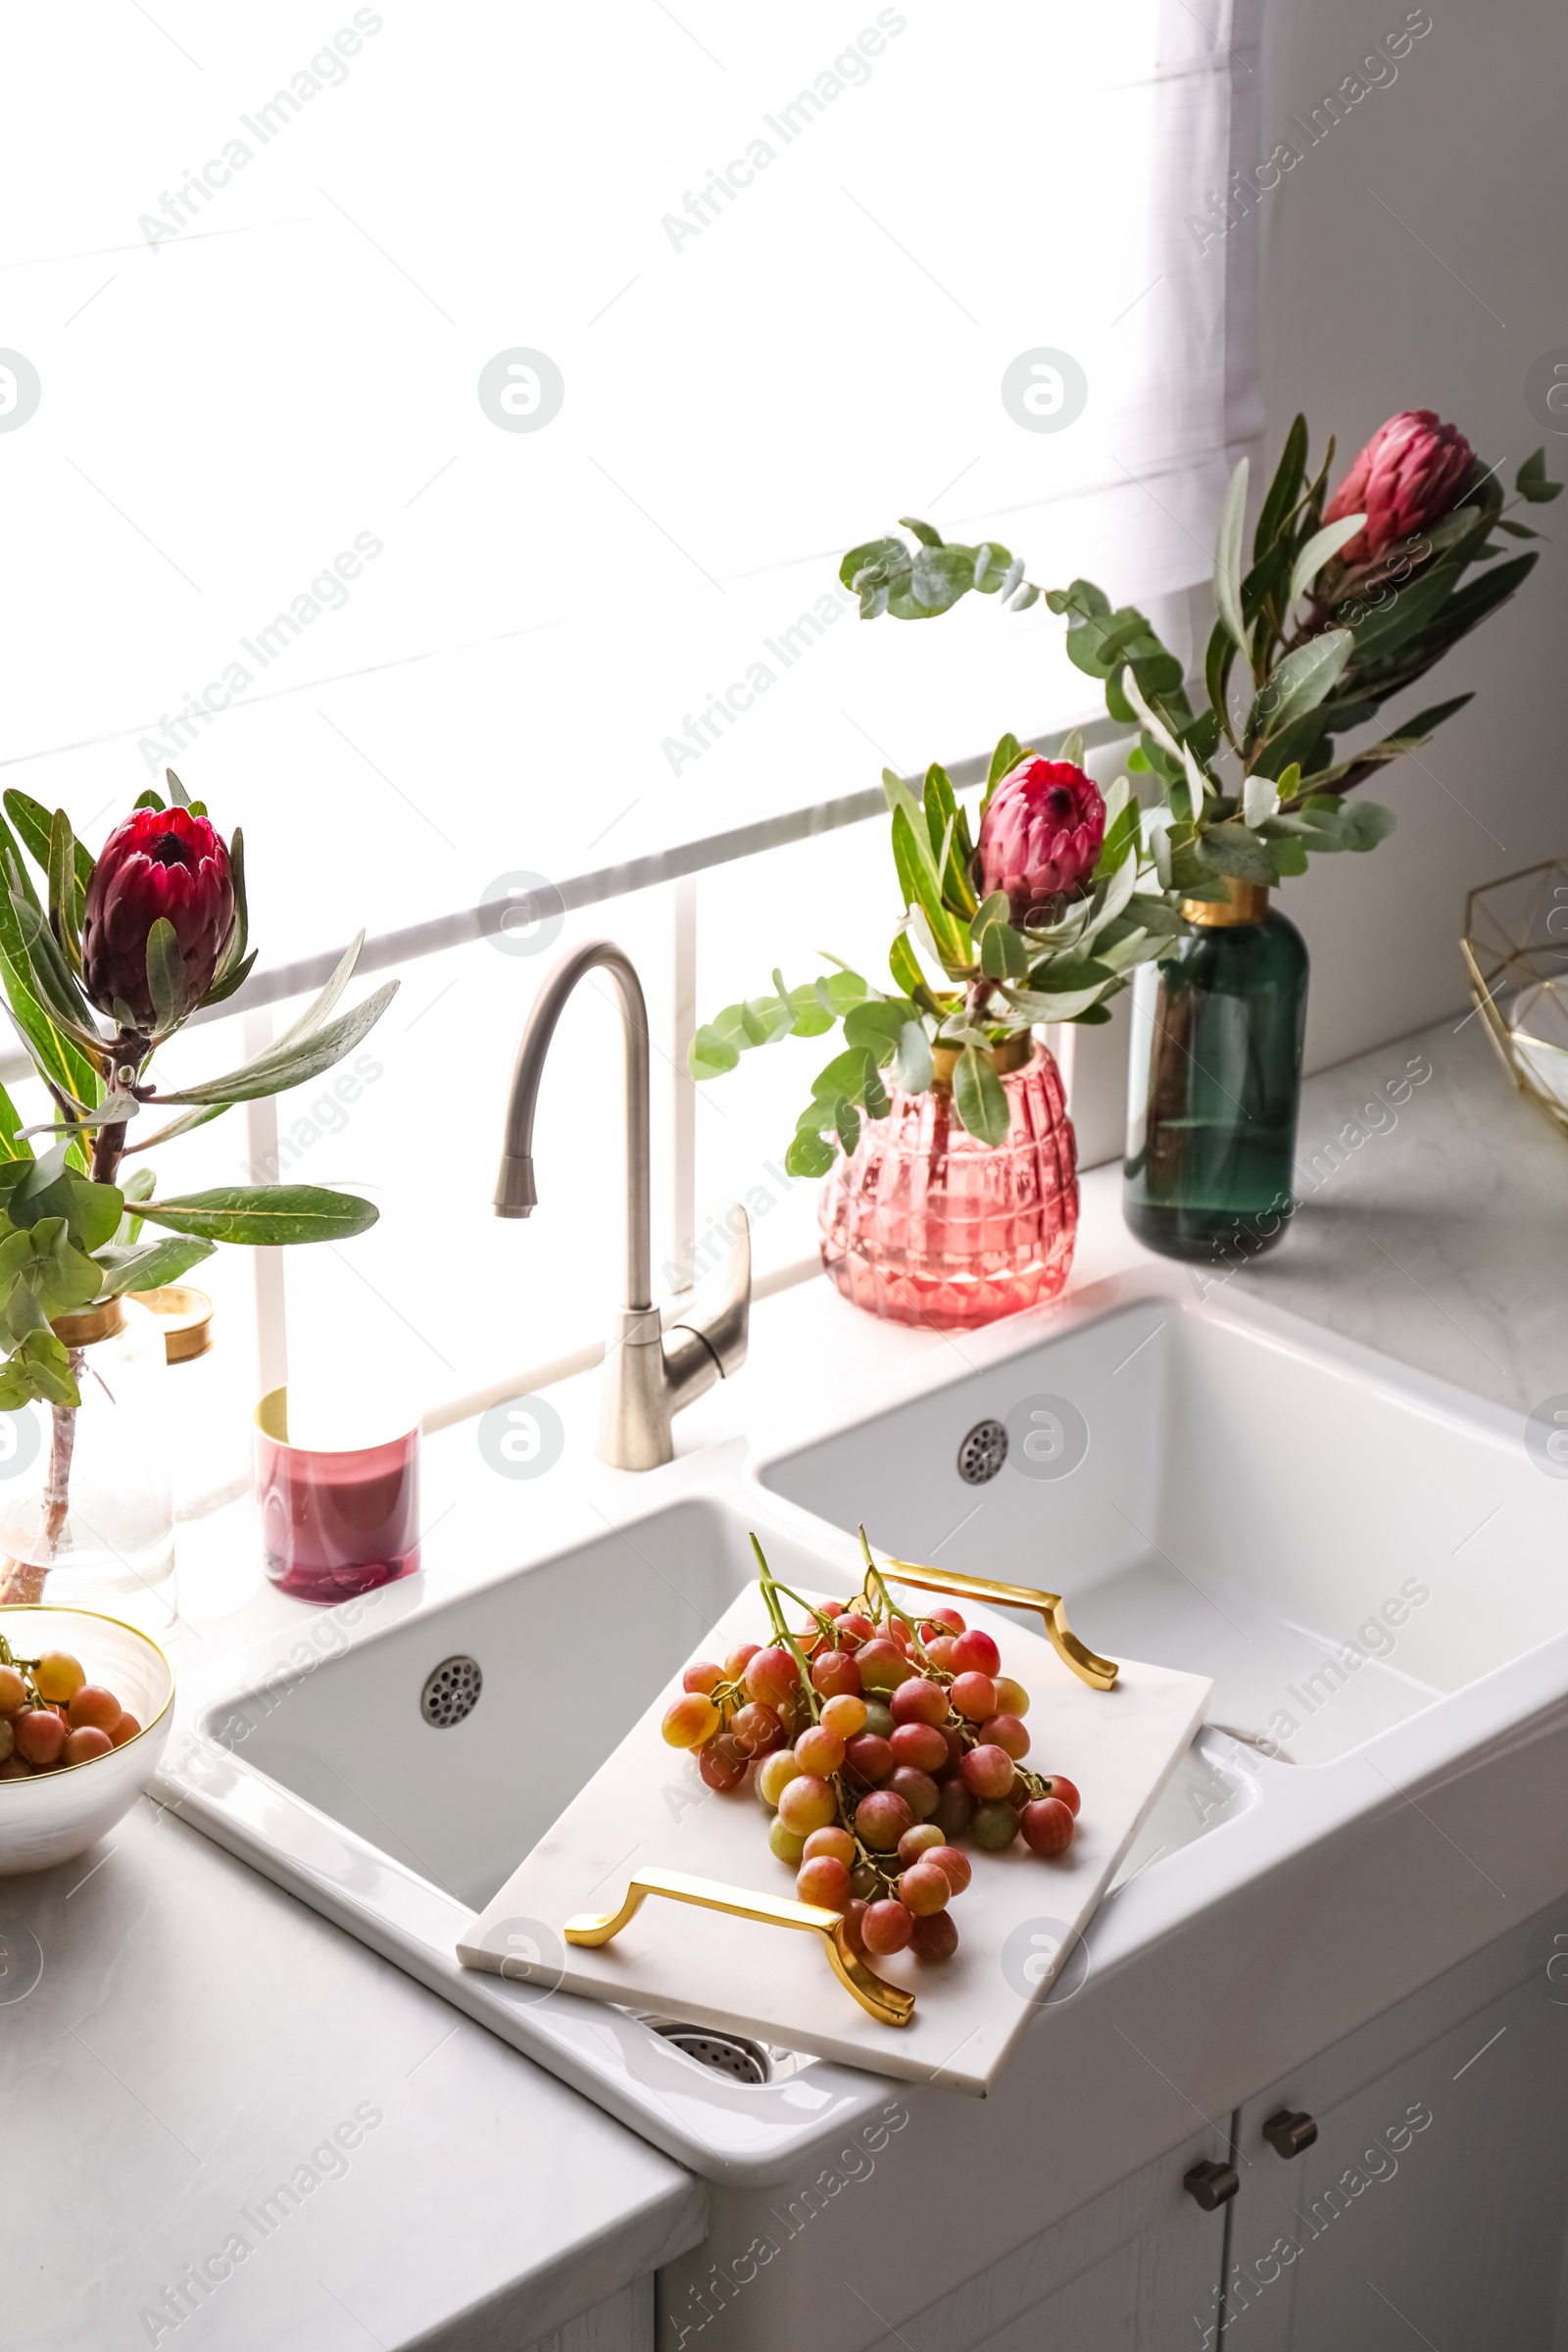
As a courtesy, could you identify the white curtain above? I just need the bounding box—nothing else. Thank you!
[1,0,1259,956]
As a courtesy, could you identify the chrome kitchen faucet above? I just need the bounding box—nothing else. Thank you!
[494,939,750,1470]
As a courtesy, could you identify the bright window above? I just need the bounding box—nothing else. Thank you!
[0,1,1253,1411]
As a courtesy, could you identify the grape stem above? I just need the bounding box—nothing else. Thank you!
[856,1525,933,1663]
[855,1526,1050,1810]
[749,1534,822,1724]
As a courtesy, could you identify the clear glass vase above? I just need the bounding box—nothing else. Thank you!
[818,1038,1079,1329]
[0,1297,174,1647]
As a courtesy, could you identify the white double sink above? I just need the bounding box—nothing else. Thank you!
[159,1265,1568,2220]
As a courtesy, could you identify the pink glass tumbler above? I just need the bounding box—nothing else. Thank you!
[254,1387,421,1603]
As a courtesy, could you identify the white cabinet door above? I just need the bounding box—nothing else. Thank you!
[1223,1908,1568,2350]
[891,2122,1230,2352]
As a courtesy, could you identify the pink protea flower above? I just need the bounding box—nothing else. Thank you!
[81,806,235,1031]
[1322,409,1476,565]
[978,758,1104,923]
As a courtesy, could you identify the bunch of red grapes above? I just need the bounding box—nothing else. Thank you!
[663,1582,1080,1964]
[0,1642,142,1779]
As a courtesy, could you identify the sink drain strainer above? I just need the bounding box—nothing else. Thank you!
[956,1418,1008,1485]
[420,1655,482,1728]
[654,2025,770,2084]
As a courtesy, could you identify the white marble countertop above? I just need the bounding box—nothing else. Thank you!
[6,999,1556,2352]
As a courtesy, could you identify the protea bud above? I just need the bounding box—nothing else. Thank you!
[1322,409,1476,566]
[81,807,234,1031]
[977,758,1104,922]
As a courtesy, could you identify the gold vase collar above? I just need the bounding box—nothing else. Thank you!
[930,1032,1034,1088]
[1182,879,1270,928]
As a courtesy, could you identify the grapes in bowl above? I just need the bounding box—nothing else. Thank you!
[0,1606,173,1875]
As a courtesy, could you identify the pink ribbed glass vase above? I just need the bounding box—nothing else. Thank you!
[818,1041,1078,1329]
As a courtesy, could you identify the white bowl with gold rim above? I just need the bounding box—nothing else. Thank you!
[0,1606,173,1874]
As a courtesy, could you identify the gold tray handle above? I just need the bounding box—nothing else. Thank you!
[878,1556,1119,1691]
[564,1864,914,2029]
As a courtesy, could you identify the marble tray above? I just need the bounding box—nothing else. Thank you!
[458,1586,1210,2093]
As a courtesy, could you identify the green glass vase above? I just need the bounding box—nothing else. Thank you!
[1123,882,1307,1263]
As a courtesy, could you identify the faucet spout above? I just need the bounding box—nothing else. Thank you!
[495,939,749,1470]
[494,938,651,1310]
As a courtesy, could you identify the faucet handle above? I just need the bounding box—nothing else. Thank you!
[668,1201,750,1379]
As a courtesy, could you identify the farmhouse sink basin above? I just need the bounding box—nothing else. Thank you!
[159,1266,1568,2223]
[754,1284,1564,1767]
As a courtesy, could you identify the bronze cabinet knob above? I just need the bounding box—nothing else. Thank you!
[1262,2108,1318,2158]
[1183,2159,1240,2211]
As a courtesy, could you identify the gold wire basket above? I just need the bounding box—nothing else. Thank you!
[1461,858,1568,1138]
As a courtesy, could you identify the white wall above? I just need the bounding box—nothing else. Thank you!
[1251,0,1568,1070]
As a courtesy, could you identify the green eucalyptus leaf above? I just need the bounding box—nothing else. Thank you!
[898,515,944,548]
[1517,449,1562,504]
[1022,954,1114,994]
[47,808,85,974]
[1196,822,1280,886]
[209,826,249,994]
[887,931,928,1000]
[841,536,911,594]
[1178,742,1210,827]
[842,1002,908,1057]
[7,1325,79,1407]
[909,545,975,612]
[1250,709,1331,784]
[688,1023,740,1079]
[1348,562,1463,662]
[156,981,398,1107]
[1254,415,1307,560]
[0,1084,29,1165]
[138,1186,380,1245]
[1214,457,1250,654]
[200,949,259,1008]
[972,543,1013,593]
[1289,515,1365,606]
[785,1128,836,1179]
[1080,847,1138,937]
[1249,629,1352,744]
[1378,692,1474,749]
[145,917,186,1033]
[1001,982,1109,1023]
[1103,668,1136,726]
[979,920,1028,980]
[1243,774,1281,829]
[1339,801,1396,850]
[268,930,368,1059]
[4,790,92,897]
[1203,617,1236,746]
[1122,666,1184,762]
[1185,710,1223,764]
[984,733,1026,807]
[1404,552,1535,650]
[8,892,98,1040]
[953,1046,1009,1146]
[895,1020,932,1093]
